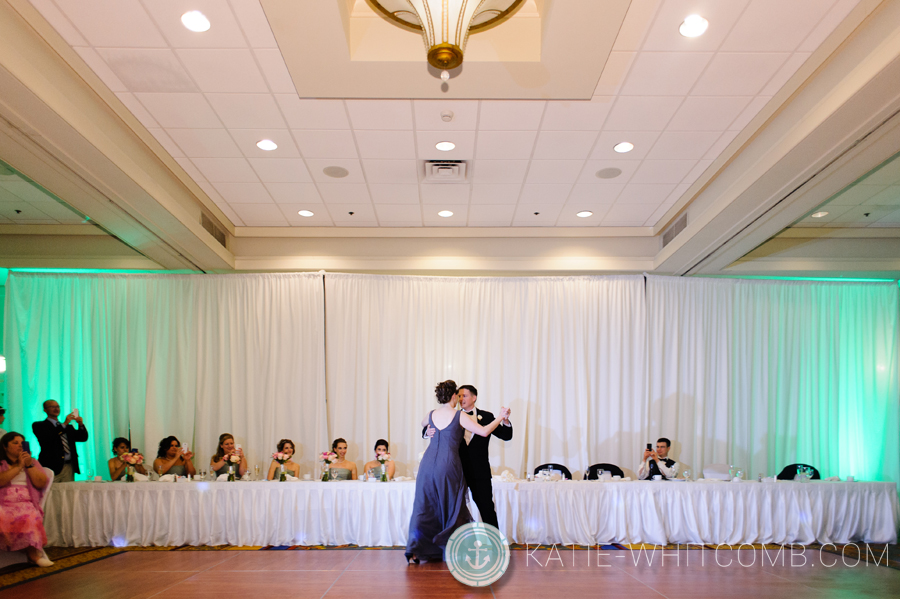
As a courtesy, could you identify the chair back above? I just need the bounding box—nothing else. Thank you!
[533,463,572,480]
[777,463,821,480]
[39,467,54,509]
[586,463,624,479]
[702,463,731,480]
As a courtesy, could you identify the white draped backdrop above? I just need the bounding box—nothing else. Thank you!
[3,272,898,486]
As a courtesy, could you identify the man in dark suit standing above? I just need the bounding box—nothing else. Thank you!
[32,399,89,482]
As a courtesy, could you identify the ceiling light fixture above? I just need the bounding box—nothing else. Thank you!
[438,210,454,217]
[576,211,593,218]
[298,210,314,217]
[613,142,634,153]
[811,211,829,218]
[181,11,211,33]
[368,0,525,71]
[256,139,278,151]
[435,141,456,151]
[679,14,708,38]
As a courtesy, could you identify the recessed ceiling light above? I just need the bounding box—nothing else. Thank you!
[679,14,708,38]
[181,11,210,33]
[596,167,623,179]
[811,211,829,218]
[438,210,454,217]
[435,141,456,151]
[613,142,634,153]
[576,211,593,218]
[323,166,349,178]
[298,210,314,217]
[256,139,277,151]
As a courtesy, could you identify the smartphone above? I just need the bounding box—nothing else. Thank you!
[182,444,190,454]
[646,443,652,451]
[72,408,79,418]
[131,448,139,454]
[22,441,31,454]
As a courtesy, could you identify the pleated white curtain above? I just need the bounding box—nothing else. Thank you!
[647,275,900,483]
[324,274,647,478]
[3,273,326,477]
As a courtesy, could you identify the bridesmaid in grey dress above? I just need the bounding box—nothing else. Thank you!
[405,380,511,563]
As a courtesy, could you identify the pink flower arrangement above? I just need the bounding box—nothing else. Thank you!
[376,453,392,465]
[227,454,242,464]
[320,451,337,465]
[272,452,289,464]
[122,452,144,465]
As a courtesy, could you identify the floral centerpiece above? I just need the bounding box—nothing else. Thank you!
[122,452,144,482]
[320,451,337,482]
[227,453,241,481]
[376,453,392,482]
[272,452,290,482]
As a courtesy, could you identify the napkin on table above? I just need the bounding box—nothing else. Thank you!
[285,475,299,481]
[120,472,149,482]
[392,476,412,482]
[824,476,841,481]
[216,474,229,482]
[158,474,175,482]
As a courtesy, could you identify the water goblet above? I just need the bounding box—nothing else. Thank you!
[682,468,692,481]
[735,469,744,480]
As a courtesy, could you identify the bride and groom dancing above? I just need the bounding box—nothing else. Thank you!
[405,380,513,563]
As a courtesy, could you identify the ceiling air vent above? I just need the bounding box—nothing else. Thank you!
[662,213,687,248]
[201,212,227,248]
[424,160,467,183]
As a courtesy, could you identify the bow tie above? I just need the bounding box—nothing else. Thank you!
[465,410,474,415]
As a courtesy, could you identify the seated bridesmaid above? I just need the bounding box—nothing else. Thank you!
[328,438,357,480]
[152,436,196,477]
[362,439,395,480]
[107,437,147,481]
[210,433,247,478]
[0,432,53,567]
[267,439,301,480]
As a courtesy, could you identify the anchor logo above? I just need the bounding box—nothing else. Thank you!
[465,540,491,570]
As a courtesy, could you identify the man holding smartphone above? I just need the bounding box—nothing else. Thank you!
[32,400,89,482]
[637,438,678,480]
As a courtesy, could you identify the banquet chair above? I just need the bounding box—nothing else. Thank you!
[0,467,54,569]
[702,463,731,480]
[533,463,572,479]
[586,463,625,479]
[777,463,821,480]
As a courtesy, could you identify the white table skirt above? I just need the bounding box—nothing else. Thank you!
[43,480,899,547]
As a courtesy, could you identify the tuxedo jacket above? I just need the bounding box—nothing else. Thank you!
[458,408,513,481]
[32,419,89,475]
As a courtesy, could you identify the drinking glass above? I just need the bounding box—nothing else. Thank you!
[682,469,692,481]
[728,464,735,478]
[735,469,744,480]
[254,465,260,481]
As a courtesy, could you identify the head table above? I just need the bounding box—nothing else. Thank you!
[42,479,898,548]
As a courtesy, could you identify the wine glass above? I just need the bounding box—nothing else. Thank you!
[682,468,692,481]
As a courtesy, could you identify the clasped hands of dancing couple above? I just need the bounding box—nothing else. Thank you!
[405,380,512,564]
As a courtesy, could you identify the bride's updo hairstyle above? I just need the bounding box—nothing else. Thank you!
[435,380,458,404]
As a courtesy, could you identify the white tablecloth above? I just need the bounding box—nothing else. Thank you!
[43,479,898,547]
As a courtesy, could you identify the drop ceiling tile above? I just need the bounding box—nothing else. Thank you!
[30,0,87,45]
[518,184,573,204]
[229,129,300,158]
[728,97,771,131]
[795,203,853,225]
[317,184,371,204]
[328,203,379,226]
[98,48,197,93]
[693,53,790,96]
[567,184,625,207]
[476,131,538,160]
[229,203,288,226]
[512,204,563,226]
[0,202,55,222]
[293,130,358,159]
[212,181,273,204]
[355,131,417,160]
[346,100,414,130]
[29,200,84,224]
[60,0,165,47]
[602,203,657,224]
[74,48,126,92]
[603,97,684,131]
[644,200,678,227]
[133,93,219,128]
[374,204,423,225]
[276,97,351,129]
[616,184,677,204]
[423,205,468,227]
[620,52,713,96]
[264,182,322,204]
[532,131,598,160]
[593,52,637,96]
[0,181,49,203]
[526,161,585,184]
[467,205,516,227]
[664,183,692,205]
[141,0,247,48]
[416,131,476,161]
[760,53,811,96]
[799,0,858,52]
[829,205,895,226]
[590,131,661,161]
[167,129,242,158]
[631,160,696,184]
[862,185,900,207]
[254,48,297,94]
[478,101,545,131]
[540,101,612,131]
[613,0,660,51]
[721,0,832,52]
[206,94,285,128]
[248,158,311,183]
[115,92,161,129]
[578,160,639,184]
[556,205,611,227]
[196,179,226,204]
[230,0,278,48]
[641,0,749,51]
[420,184,470,205]
[471,184,522,205]
[648,132,720,160]
[191,157,259,182]
[175,157,206,181]
[361,160,419,184]
[369,184,420,205]
[668,97,753,131]
[176,49,268,93]
[413,100,479,130]
[871,210,900,226]
[278,203,335,226]
[307,159,366,184]
[147,128,184,158]
[703,130,741,160]
[864,157,900,185]
[471,160,529,184]
[682,160,713,186]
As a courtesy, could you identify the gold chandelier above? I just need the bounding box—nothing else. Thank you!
[367,0,526,70]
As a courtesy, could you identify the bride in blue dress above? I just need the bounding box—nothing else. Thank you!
[405,380,511,563]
